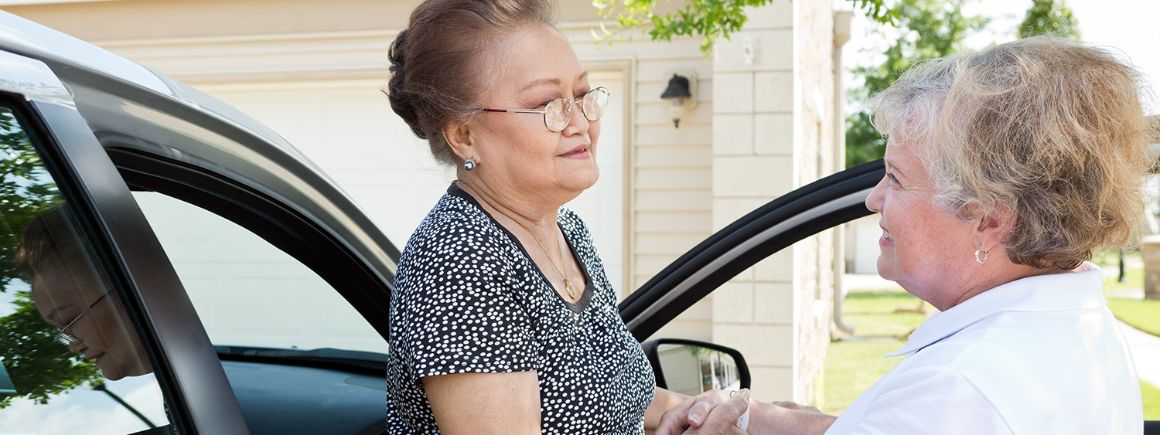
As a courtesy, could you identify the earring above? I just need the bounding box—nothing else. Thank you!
[464,157,476,171]
[974,249,989,264]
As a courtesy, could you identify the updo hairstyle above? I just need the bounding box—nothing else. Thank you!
[387,0,556,166]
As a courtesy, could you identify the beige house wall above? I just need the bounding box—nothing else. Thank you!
[6,0,845,406]
[709,0,842,403]
[709,0,796,402]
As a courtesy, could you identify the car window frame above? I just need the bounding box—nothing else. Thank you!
[621,161,884,341]
[107,148,395,344]
[0,50,249,433]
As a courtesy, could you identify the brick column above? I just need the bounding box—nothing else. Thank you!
[710,0,838,404]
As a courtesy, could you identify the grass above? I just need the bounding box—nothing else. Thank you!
[1092,250,1160,420]
[1103,263,1145,295]
[824,286,926,414]
[1092,249,1160,337]
[823,339,904,414]
[841,288,927,338]
[1095,249,1145,296]
[1146,381,1160,420]
[1108,298,1160,337]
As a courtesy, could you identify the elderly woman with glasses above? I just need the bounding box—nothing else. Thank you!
[17,206,152,381]
[384,1,690,433]
[659,37,1149,435]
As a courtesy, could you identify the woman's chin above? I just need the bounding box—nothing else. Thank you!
[96,355,151,381]
[97,366,126,381]
[875,258,893,281]
[562,168,599,194]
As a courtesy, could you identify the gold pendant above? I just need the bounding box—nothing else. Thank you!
[564,278,578,300]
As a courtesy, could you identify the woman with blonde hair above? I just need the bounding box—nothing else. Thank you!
[661,36,1150,434]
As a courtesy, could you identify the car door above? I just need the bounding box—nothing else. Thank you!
[108,146,396,435]
[0,50,247,433]
[621,161,881,341]
[0,10,399,432]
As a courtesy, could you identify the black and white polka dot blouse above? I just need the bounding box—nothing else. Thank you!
[386,184,656,434]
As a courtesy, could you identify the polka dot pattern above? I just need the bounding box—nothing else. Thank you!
[387,185,655,434]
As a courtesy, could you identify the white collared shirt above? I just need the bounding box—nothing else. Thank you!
[828,263,1143,435]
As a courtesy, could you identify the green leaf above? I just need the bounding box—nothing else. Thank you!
[845,0,989,167]
[593,0,898,54]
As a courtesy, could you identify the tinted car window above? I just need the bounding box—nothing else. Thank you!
[131,191,387,353]
[0,106,172,432]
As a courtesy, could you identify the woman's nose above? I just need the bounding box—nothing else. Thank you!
[562,101,590,135]
[865,177,885,213]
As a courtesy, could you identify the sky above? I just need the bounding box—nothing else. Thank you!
[844,0,1160,115]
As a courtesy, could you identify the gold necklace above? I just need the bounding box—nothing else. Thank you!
[528,228,579,301]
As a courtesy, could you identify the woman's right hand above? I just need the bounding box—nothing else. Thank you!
[654,389,749,434]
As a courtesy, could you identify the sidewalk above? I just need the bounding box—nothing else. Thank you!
[1119,320,1160,387]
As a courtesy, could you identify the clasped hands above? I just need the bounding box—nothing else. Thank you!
[655,389,823,434]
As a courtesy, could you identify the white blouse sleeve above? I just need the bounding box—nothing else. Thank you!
[828,366,1014,435]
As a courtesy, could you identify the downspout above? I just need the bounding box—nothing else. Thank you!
[832,9,856,336]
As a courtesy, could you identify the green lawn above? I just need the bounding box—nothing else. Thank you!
[1103,265,1144,295]
[1096,249,1160,336]
[823,339,903,414]
[824,286,925,414]
[1092,249,1160,337]
[841,289,928,338]
[1108,297,1160,337]
[1096,250,1145,296]
[1145,381,1160,420]
[1092,250,1160,419]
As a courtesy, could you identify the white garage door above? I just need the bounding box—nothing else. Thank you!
[193,71,628,291]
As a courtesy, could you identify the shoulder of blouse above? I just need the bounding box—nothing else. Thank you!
[557,207,590,239]
[400,194,510,261]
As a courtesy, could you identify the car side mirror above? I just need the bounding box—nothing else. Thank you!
[642,338,750,395]
[0,360,16,397]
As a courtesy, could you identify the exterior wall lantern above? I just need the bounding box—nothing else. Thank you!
[660,73,696,128]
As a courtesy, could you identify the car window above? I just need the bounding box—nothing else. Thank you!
[0,106,173,432]
[131,191,387,353]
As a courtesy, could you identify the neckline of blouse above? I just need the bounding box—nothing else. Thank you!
[446,182,595,314]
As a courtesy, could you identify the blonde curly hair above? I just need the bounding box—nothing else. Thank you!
[872,37,1153,270]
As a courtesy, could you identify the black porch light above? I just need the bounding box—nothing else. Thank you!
[660,73,693,128]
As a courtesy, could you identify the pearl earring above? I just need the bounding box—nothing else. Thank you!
[464,157,476,171]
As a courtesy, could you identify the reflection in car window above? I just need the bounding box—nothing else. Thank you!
[0,107,172,432]
[132,192,387,353]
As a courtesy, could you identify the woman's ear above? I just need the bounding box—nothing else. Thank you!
[976,206,1016,248]
[443,122,474,162]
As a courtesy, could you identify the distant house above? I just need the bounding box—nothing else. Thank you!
[7,0,854,403]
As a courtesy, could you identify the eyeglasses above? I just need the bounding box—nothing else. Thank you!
[481,87,610,133]
[54,291,109,346]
